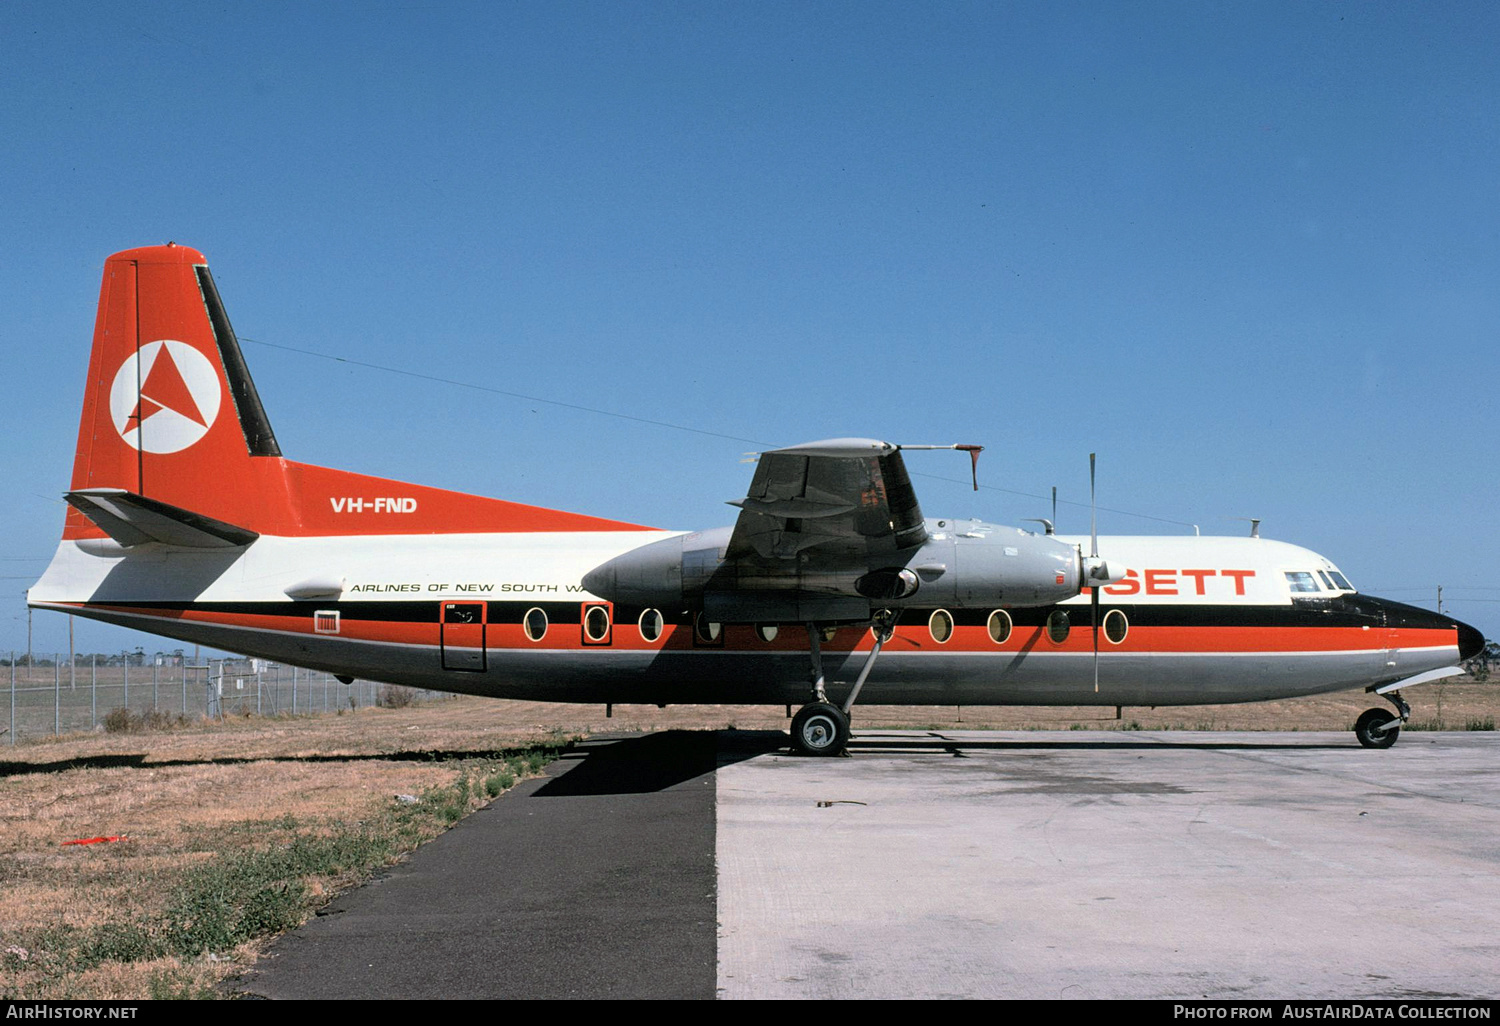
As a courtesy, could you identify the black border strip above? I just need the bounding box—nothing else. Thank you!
[196,265,281,457]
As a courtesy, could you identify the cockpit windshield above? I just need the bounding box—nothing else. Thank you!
[1285,572,1320,593]
[1286,569,1356,595]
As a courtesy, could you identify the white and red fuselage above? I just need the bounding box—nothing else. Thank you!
[28,246,1483,711]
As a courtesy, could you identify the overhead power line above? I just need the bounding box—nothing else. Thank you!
[240,334,1223,532]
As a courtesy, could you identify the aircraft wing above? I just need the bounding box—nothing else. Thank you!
[725,439,927,562]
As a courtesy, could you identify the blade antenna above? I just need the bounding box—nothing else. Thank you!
[898,443,984,490]
[1051,486,1057,529]
[956,444,983,491]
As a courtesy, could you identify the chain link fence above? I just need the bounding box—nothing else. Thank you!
[3,651,444,744]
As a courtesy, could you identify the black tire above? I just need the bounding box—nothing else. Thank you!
[790,702,851,757]
[1355,707,1400,749]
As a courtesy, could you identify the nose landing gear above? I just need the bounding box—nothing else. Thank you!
[1354,689,1410,749]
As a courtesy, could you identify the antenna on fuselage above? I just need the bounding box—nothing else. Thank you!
[1231,517,1262,539]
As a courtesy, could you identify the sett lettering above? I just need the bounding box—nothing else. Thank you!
[1104,568,1257,597]
[1143,569,1177,595]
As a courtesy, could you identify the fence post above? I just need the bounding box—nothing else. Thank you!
[54,653,60,736]
[292,666,298,715]
[9,651,14,745]
[153,661,159,710]
[124,658,129,712]
[91,654,96,729]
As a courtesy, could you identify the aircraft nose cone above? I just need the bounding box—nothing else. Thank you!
[1457,619,1485,661]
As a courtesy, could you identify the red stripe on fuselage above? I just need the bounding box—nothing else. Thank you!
[62,603,1458,657]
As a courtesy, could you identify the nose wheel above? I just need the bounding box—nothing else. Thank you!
[1354,689,1410,749]
[791,702,851,756]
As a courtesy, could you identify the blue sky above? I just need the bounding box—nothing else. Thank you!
[3,1,1497,655]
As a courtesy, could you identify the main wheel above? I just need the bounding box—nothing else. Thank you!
[1355,707,1400,749]
[790,702,851,757]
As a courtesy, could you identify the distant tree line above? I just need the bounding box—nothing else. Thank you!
[6,648,187,668]
[1463,640,1500,682]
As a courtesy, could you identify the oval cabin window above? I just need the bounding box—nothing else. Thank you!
[638,608,663,642]
[584,605,611,643]
[1103,609,1129,644]
[1046,609,1070,644]
[987,609,1012,644]
[929,609,954,644]
[694,613,722,643]
[523,607,548,642]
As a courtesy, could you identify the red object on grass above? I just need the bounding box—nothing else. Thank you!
[61,835,127,846]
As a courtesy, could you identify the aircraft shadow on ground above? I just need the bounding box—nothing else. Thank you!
[530,729,784,797]
[1,731,1357,784]
[527,729,1363,795]
[847,731,1356,753]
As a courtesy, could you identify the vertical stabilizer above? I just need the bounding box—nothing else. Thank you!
[65,244,292,540]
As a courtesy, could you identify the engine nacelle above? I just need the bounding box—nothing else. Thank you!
[582,519,1092,622]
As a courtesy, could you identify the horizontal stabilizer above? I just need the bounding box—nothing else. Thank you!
[65,488,259,549]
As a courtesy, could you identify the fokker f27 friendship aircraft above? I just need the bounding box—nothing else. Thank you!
[29,245,1484,755]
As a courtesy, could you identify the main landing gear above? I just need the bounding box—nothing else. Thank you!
[789,613,895,757]
[1354,689,1410,749]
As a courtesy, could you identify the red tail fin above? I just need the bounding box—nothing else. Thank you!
[66,244,292,540]
[66,245,650,540]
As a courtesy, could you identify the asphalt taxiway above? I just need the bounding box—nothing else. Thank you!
[241,730,1500,1000]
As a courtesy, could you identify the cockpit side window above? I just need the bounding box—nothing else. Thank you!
[1327,570,1354,591]
[1317,571,1337,591]
[1284,571,1320,593]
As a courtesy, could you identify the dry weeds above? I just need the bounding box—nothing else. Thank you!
[0,698,567,1000]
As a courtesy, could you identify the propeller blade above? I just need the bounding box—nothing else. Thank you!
[1092,587,1100,694]
[1090,453,1099,692]
[1089,452,1098,558]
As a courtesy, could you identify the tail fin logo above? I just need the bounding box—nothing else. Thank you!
[108,340,222,454]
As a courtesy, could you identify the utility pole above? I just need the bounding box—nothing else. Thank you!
[1437,585,1444,614]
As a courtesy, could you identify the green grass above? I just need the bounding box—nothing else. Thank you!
[4,743,565,997]
[1389,716,1495,732]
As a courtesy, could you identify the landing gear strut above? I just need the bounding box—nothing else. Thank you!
[788,613,895,757]
[1354,689,1410,749]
